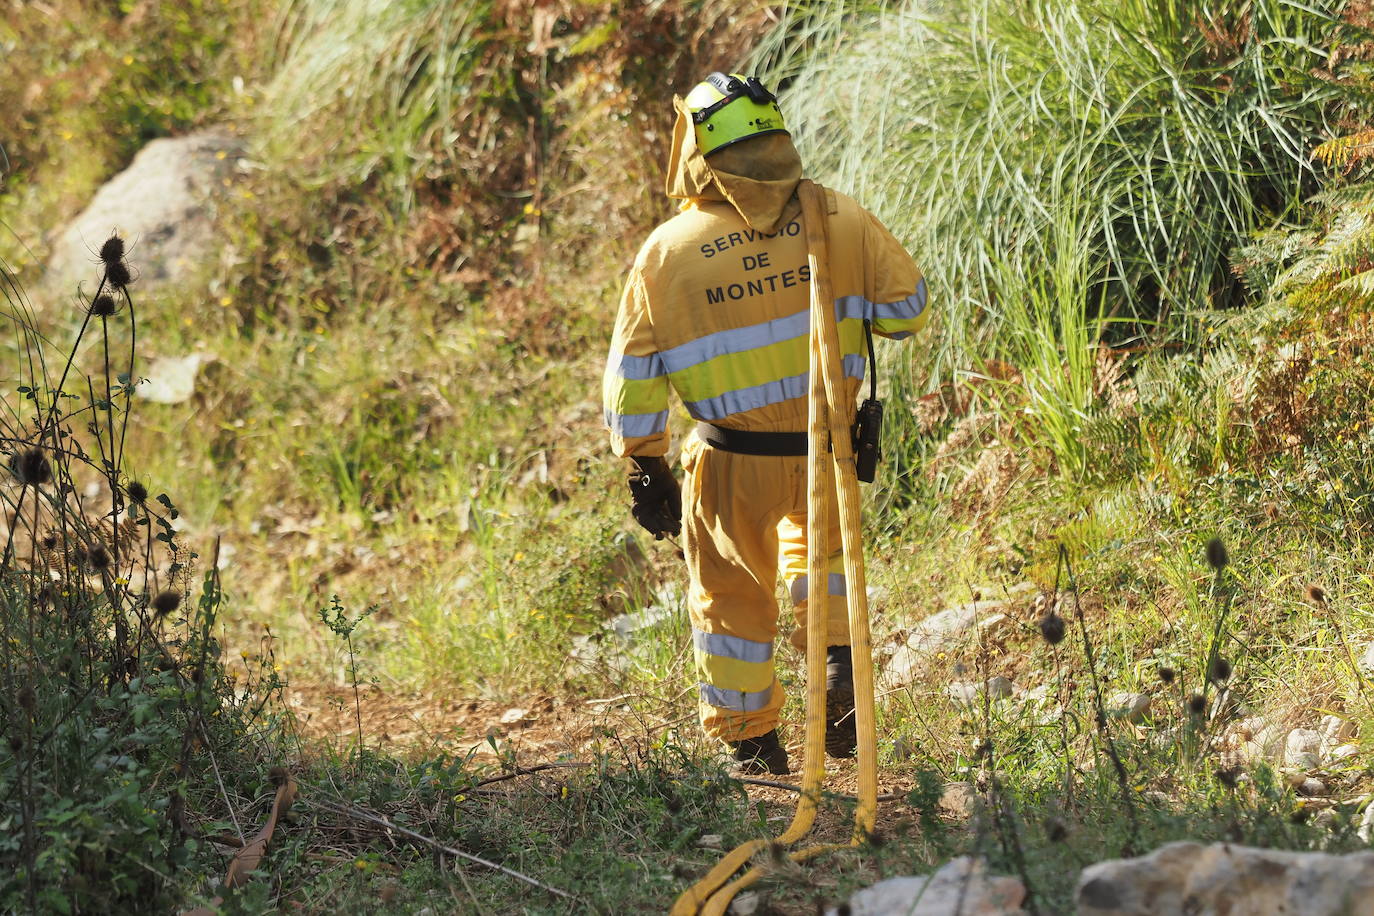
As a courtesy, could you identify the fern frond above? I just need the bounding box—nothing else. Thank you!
[1313,130,1374,168]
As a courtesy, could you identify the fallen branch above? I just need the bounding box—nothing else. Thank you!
[469,761,593,789]
[302,794,579,902]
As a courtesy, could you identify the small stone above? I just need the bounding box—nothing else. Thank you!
[986,676,1014,699]
[1319,714,1355,744]
[946,682,979,705]
[1330,743,1360,763]
[1284,728,1325,770]
[939,782,978,818]
[697,834,723,849]
[826,857,1026,916]
[1359,799,1374,842]
[498,707,529,725]
[728,891,760,915]
[1298,777,1326,797]
[1107,691,1152,724]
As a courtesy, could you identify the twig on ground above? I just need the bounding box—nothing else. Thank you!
[469,761,594,789]
[303,794,580,902]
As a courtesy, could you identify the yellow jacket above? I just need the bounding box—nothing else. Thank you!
[603,100,928,458]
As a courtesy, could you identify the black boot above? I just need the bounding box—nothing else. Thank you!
[730,728,791,775]
[825,645,857,759]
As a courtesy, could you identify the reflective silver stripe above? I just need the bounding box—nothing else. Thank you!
[660,309,810,374]
[654,282,924,382]
[604,408,668,438]
[693,628,773,664]
[836,278,928,323]
[683,355,865,421]
[788,572,848,605]
[699,681,774,712]
[617,352,667,381]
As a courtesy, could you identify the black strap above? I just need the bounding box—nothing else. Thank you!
[863,317,877,402]
[697,423,807,456]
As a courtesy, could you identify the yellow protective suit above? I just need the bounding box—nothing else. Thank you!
[603,98,929,742]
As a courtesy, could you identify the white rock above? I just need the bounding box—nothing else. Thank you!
[44,131,244,297]
[1331,743,1360,763]
[1108,691,1152,724]
[728,891,759,915]
[498,707,529,725]
[1359,798,1374,843]
[1360,641,1374,674]
[1285,728,1326,770]
[825,857,1026,916]
[139,353,213,404]
[1320,714,1355,744]
[938,782,979,818]
[696,834,723,849]
[1298,777,1327,797]
[1077,840,1374,915]
[882,594,1034,688]
[946,682,979,705]
[986,676,1014,699]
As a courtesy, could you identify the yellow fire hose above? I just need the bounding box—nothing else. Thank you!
[670,181,879,915]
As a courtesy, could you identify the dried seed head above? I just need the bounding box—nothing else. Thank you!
[1157,666,1177,685]
[767,841,785,864]
[87,545,111,571]
[39,532,57,551]
[152,590,181,617]
[1038,612,1066,645]
[1187,692,1207,716]
[17,686,35,712]
[105,260,131,288]
[1206,538,1229,571]
[1209,656,1232,684]
[1306,584,1327,604]
[126,480,148,504]
[1215,766,1239,789]
[9,448,51,486]
[89,294,118,317]
[99,234,125,265]
[269,766,290,787]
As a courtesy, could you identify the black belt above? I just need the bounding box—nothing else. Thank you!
[697,422,807,456]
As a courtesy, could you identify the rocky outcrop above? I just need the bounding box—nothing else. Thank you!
[44,131,244,299]
[825,857,1026,916]
[1076,841,1374,915]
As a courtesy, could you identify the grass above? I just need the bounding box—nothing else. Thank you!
[7,0,1374,913]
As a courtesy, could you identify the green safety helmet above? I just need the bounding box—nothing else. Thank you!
[684,72,788,157]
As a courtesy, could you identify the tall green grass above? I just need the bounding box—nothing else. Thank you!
[757,0,1367,485]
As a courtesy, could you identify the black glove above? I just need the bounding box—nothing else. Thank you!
[626,456,681,539]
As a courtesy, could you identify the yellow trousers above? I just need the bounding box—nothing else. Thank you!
[680,434,850,742]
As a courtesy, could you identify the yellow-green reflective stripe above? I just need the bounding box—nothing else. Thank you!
[699,681,774,712]
[668,320,866,404]
[660,309,810,372]
[685,355,865,422]
[695,653,774,693]
[604,374,668,416]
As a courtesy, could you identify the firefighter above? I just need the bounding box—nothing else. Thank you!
[603,73,929,774]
